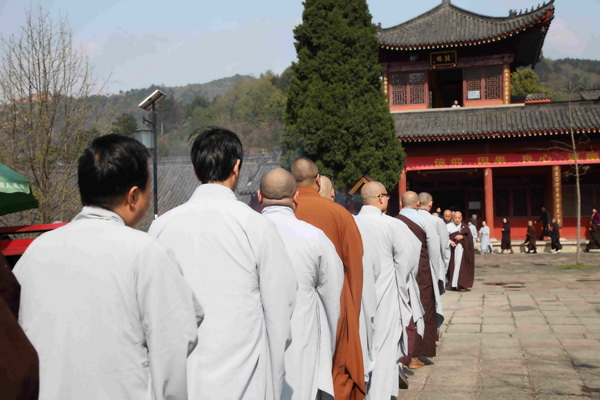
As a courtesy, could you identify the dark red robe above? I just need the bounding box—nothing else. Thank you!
[447,222,475,289]
[0,254,39,400]
[396,214,437,358]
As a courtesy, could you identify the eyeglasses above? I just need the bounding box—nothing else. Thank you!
[378,193,390,199]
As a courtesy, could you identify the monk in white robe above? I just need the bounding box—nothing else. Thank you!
[15,135,202,400]
[149,128,297,399]
[417,192,448,298]
[259,168,343,400]
[355,182,420,398]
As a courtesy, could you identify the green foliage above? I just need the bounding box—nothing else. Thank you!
[534,58,600,100]
[110,113,139,137]
[183,74,286,152]
[511,69,552,97]
[282,0,405,191]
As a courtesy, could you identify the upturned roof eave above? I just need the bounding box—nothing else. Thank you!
[378,0,554,51]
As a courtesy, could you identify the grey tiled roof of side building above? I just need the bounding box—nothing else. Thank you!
[392,99,600,142]
[136,152,281,232]
[377,0,554,48]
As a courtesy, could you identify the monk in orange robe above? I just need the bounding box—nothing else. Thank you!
[290,157,365,400]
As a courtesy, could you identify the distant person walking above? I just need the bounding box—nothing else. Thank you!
[550,218,562,253]
[585,208,600,252]
[537,206,550,240]
[479,221,492,254]
[501,218,513,254]
[524,220,537,254]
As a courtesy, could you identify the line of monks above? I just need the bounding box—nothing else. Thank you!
[1,127,475,400]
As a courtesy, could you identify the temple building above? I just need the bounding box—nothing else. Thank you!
[377,0,600,240]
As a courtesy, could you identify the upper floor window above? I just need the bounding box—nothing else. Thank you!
[466,66,502,101]
[391,72,426,106]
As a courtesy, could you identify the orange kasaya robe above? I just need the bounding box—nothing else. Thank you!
[295,186,365,400]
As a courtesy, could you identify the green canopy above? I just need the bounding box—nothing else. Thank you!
[0,162,39,216]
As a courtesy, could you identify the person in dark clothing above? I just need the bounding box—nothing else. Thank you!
[537,206,550,240]
[0,253,40,400]
[550,218,562,253]
[524,220,537,253]
[500,217,513,254]
[585,208,600,252]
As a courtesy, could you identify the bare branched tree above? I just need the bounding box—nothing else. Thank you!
[0,6,110,224]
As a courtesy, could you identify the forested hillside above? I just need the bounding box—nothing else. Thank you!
[535,58,600,99]
[100,58,599,157]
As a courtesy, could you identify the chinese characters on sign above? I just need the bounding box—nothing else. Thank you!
[407,151,600,171]
[430,51,457,68]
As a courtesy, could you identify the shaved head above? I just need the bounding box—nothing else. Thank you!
[443,209,452,223]
[290,157,319,187]
[401,191,419,209]
[319,175,334,200]
[260,168,296,200]
[361,181,385,204]
[453,211,463,225]
[418,192,433,210]
[361,181,388,212]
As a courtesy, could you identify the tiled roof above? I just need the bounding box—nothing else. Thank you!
[392,100,600,142]
[511,93,552,103]
[378,0,554,51]
[580,89,600,101]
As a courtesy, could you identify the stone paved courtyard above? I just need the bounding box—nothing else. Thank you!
[399,251,600,399]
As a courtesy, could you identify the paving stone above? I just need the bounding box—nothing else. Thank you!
[482,324,516,333]
[545,316,580,324]
[551,325,589,334]
[479,374,531,391]
[513,317,548,325]
[477,392,535,400]
[447,324,482,333]
[481,335,520,348]
[530,376,587,396]
[451,316,482,324]
[517,324,553,334]
[559,338,600,348]
[416,390,476,399]
[483,316,514,325]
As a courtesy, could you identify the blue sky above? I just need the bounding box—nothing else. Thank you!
[0,0,597,93]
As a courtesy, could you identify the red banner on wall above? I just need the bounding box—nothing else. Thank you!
[406,150,600,171]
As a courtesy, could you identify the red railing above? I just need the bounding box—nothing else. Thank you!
[0,223,67,256]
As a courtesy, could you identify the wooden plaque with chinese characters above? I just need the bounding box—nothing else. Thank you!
[430,51,457,68]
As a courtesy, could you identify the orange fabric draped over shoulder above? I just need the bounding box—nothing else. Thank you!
[295,186,365,400]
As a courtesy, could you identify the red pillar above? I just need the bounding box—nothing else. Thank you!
[398,169,407,209]
[484,167,495,238]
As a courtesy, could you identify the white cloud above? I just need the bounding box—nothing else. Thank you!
[544,18,586,58]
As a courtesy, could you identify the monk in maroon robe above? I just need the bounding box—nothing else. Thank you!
[396,191,438,369]
[447,211,475,291]
[524,220,537,253]
[0,254,39,400]
[291,157,365,400]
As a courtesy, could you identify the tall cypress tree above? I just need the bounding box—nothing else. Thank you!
[282,0,405,190]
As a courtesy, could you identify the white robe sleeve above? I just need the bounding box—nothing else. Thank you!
[137,242,204,400]
[316,236,344,352]
[247,217,297,398]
